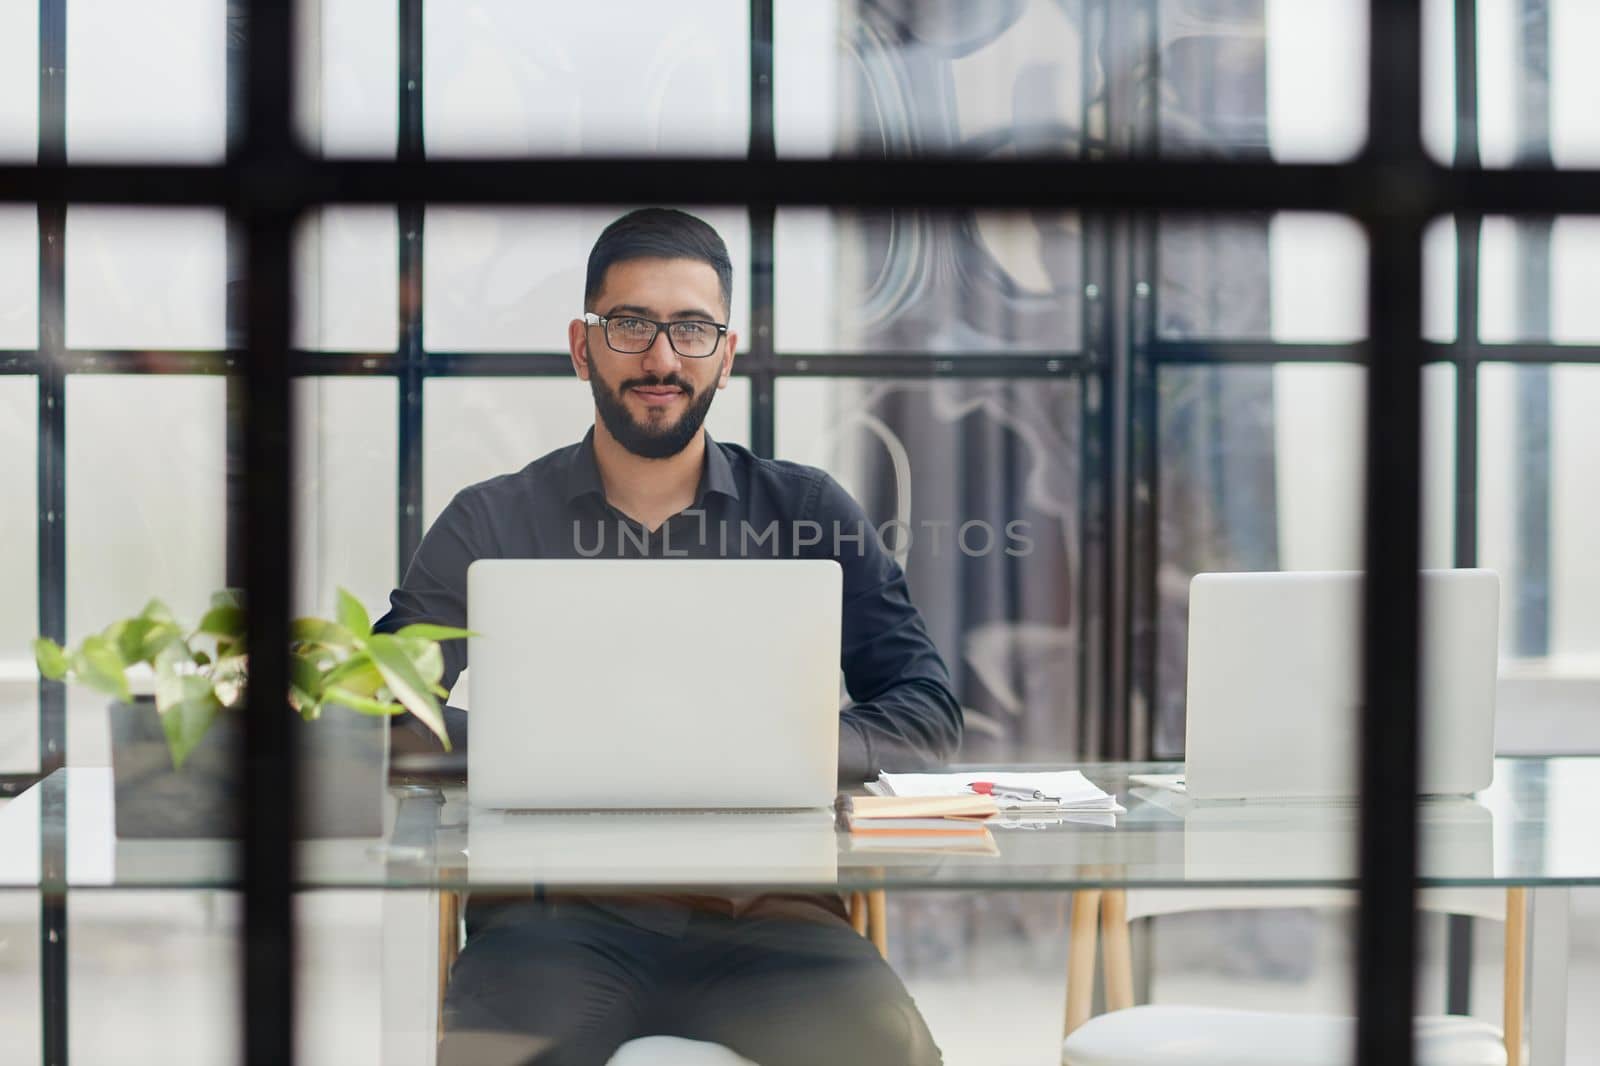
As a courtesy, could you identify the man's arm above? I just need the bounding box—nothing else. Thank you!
[807,473,964,784]
[373,489,483,751]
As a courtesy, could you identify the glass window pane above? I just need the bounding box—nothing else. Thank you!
[776,377,1083,762]
[1479,363,1600,753]
[1158,213,1365,342]
[66,376,226,766]
[1264,0,1371,162]
[301,0,398,157]
[294,377,397,619]
[783,1,1373,161]
[778,0,1088,158]
[0,376,38,773]
[66,208,227,351]
[0,206,38,350]
[1479,361,1600,653]
[423,207,750,353]
[1469,0,1600,168]
[424,0,748,157]
[424,377,750,529]
[0,0,39,160]
[1155,363,1456,756]
[1480,216,1600,344]
[70,893,239,1063]
[776,209,1082,353]
[66,0,225,162]
[1186,0,1374,162]
[294,207,399,352]
[1551,0,1600,167]
[1156,213,1458,344]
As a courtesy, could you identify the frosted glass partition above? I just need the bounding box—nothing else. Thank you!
[423,207,751,353]
[1480,217,1600,345]
[293,207,399,353]
[0,0,39,160]
[0,377,39,773]
[65,376,226,766]
[301,0,399,157]
[424,0,747,157]
[0,206,38,350]
[774,209,1083,354]
[293,377,398,622]
[1158,213,1458,344]
[65,208,227,352]
[65,0,225,162]
[1479,364,1600,663]
[423,376,751,529]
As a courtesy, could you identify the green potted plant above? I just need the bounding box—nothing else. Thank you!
[33,588,469,839]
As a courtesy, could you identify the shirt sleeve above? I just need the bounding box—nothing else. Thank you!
[804,472,964,784]
[372,489,482,748]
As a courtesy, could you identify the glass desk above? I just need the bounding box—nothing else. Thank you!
[4,758,1596,891]
[3,757,1595,1064]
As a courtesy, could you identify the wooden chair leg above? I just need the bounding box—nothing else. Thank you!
[1504,887,1527,1066]
[438,891,461,1044]
[848,891,869,936]
[1100,889,1134,1012]
[1065,890,1102,1038]
[866,889,889,959]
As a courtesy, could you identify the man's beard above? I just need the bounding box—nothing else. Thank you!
[588,356,722,460]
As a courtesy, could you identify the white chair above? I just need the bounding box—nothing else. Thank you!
[1061,888,1526,1066]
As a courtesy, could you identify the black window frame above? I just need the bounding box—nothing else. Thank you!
[3,0,1598,1063]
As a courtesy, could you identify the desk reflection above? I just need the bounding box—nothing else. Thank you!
[447,809,936,1066]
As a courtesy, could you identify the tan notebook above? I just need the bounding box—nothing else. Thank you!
[840,794,999,834]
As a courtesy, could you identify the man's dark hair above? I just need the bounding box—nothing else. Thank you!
[584,208,734,314]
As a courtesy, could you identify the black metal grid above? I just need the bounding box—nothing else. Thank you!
[3,1,1597,1063]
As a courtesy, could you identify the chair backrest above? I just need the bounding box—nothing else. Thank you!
[1069,887,1528,1066]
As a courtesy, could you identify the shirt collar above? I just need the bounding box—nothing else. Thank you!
[564,428,742,506]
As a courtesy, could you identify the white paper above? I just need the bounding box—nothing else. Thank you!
[875,770,1119,812]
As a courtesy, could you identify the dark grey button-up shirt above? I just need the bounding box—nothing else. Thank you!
[374,429,963,784]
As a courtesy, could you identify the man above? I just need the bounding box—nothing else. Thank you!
[377,208,959,1066]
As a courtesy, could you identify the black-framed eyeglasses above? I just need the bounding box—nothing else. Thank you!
[582,312,728,359]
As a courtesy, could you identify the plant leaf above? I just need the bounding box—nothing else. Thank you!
[113,618,153,665]
[33,638,69,680]
[76,635,131,702]
[322,654,385,698]
[290,617,356,652]
[336,589,372,641]
[155,673,221,770]
[143,622,192,672]
[397,637,445,688]
[290,686,321,720]
[366,633,450,750]
[211,589,243,611]
[323,686,406,716]
[138,599,176,624]
[393,623,476,642]
[196,604,246,640]
[290,653,324,703]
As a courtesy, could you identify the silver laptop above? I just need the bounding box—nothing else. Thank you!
[466,559,842,810]
[1182,569,1499,801]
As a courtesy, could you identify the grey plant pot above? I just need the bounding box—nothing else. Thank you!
[108,694,388,839]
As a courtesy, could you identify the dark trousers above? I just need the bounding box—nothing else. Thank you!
[439,896,942,1066]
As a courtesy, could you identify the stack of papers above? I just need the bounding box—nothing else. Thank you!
[867,770,1123,826]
